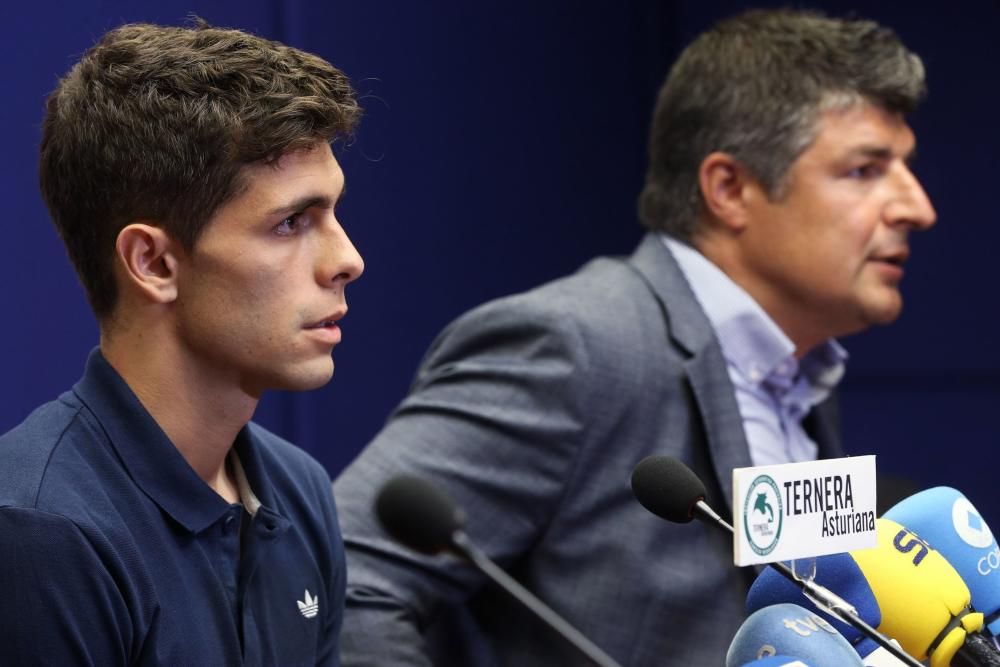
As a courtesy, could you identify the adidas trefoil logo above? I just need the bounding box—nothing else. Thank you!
[297,589,319,619]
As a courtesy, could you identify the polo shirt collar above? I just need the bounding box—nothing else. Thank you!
[72,348,277,534]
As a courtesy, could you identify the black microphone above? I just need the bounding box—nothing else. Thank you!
[375,475,623,667]
[630,455,922,667]
[629,452,731,530]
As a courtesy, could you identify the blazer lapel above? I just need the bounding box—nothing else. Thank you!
[628,233,753,513]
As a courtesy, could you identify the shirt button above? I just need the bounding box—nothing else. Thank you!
[223,513,237,534]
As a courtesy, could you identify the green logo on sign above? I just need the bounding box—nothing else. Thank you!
[744,474,783,556]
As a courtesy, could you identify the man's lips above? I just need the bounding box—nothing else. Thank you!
[869,248,909,266]
[304,310,346,345]
[304,310,346,329]
[868,249,909,282]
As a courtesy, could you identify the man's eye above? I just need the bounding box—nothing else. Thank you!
[846,164,882,179]
[274,213,303,236]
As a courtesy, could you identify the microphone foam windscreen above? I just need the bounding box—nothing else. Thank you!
[884,487,1000,635]
[850,517,981,665]
[726,603,863,667]
[746,552,881,644]
[630,455,707,523]
[374,474,466,555]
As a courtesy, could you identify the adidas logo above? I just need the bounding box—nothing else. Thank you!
[297,590,319,619]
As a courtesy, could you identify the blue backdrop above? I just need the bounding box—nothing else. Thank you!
[2,1,997,524]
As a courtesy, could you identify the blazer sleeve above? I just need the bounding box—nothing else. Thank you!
[334,293,599,666]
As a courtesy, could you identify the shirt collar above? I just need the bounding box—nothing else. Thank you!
[661,235,846,403]
[230,449,262,516]
[72,348,277,534]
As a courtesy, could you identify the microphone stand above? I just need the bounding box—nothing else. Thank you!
[449,531,623,667]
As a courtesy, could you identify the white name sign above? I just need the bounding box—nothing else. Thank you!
[732,455,878,566]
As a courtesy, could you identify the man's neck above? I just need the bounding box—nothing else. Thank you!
[693,234,828,358]
[100,331,257,503]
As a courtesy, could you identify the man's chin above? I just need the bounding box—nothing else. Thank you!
[862,295,904,327]
[268,359,336,392]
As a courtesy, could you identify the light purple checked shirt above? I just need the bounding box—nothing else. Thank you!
[663,235,847,466]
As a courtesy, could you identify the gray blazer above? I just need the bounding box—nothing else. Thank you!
[334,233,841,666]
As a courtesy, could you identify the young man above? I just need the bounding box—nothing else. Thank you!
[334,9,935,666]
[0,22,363,665]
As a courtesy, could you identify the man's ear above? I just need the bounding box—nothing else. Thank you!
[697,151,755,233]
[114,223,181,305]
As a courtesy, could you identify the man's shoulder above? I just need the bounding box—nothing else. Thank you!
[449,257,634,331]
[519,251,649,305]
[0,390,89,507]
[444,245,685,357]
[0,394,141,617]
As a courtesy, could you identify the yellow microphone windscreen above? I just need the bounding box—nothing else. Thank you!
[850,517,982,665]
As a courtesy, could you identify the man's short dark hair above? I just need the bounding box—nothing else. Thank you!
[39,21,361,319]
[638,9,926,242]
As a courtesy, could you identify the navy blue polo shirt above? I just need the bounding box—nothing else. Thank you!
[0,350,345,665]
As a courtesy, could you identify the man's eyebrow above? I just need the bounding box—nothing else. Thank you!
[845,144,918,163]
[266,187,346,217]
[846,145,893,161]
